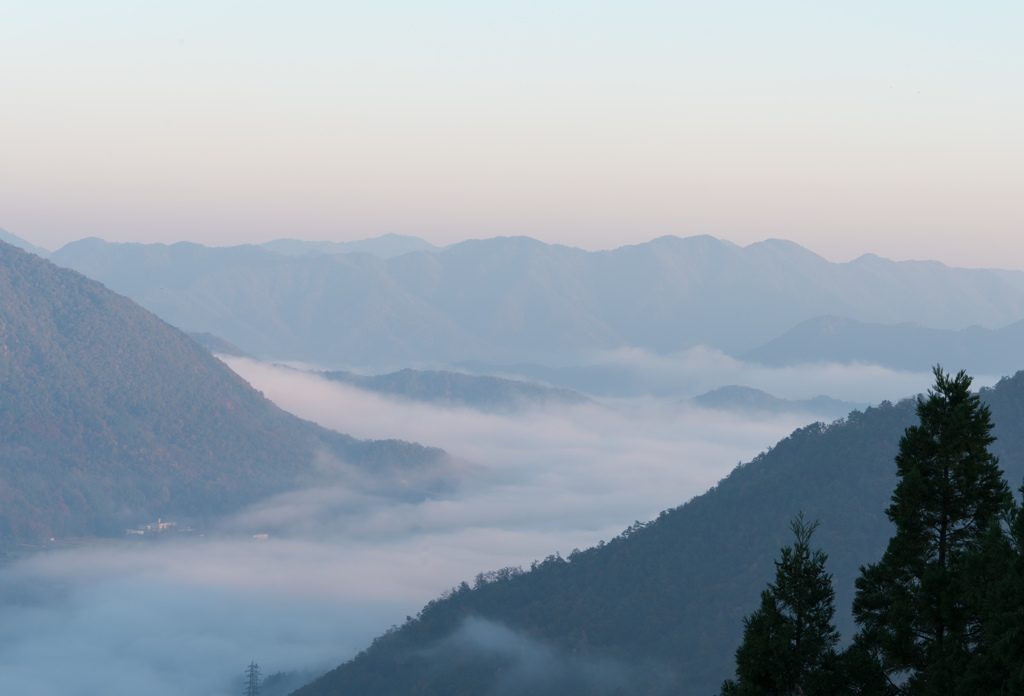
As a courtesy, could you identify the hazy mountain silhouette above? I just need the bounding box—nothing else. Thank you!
[0,227,50,258]
[261,233,441,259]
[292,371,1024,696]
[0,241,453,546]
[690,385,862,420]
[317,368,591,412]
[744,315,1024,374]
[49,235,1024,371]
[454,359,664,397]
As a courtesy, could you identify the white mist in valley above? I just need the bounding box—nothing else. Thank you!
[0,355,955,695]
[0,541,407,696]
[222,357,821,543]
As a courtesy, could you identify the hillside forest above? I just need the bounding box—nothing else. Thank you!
[291,367,1024,696]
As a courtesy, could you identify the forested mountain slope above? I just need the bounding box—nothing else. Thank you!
[50,235,1024,370]
[293,371,1024,696]
[0,241,450,545]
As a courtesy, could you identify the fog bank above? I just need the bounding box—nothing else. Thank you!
[1,355,946,695]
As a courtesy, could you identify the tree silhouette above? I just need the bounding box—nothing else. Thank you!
[721,512,840,695]
[852,366,1012,695]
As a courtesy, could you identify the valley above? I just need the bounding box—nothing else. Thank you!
[1,232,1021,695]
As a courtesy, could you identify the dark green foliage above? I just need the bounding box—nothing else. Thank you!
[852,367,1012,695]
[985,490,1024,691]
[0,241,449,545]
[721,514,840,695]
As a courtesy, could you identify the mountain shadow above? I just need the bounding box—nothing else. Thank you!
[0,241,453,546]
[291,371,1024,696]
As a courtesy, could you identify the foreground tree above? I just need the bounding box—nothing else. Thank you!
[852,367,1012,695]
[721,513,840,695]
[959,482,1024,693]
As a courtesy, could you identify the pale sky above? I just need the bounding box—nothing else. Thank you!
[1,2,1022,267]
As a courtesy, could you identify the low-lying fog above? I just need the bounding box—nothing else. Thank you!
[2,355,981,695]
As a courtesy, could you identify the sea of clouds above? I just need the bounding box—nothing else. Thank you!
[1,354,974,695]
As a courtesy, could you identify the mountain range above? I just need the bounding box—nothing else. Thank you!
[744,315,1024,374]
[0,240,453,546]
[46,235,1024,373]
[260,233,442,259]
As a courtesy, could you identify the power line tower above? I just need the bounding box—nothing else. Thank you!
[244,661,262,696]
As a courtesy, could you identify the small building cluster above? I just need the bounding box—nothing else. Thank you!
[125,519,198,536]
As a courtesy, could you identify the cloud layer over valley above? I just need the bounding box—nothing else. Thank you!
[0,356,989,695]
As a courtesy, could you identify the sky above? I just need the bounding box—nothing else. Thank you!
[1,2,1022,267]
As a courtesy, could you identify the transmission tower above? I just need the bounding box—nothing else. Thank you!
[244,661,262,696]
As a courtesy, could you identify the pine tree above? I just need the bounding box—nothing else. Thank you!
[851,367,1012,695]
[964,482,1024,693]
[721,513,840,695]
[993,489,1024,690]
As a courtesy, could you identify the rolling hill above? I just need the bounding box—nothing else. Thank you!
[0,240,452,546]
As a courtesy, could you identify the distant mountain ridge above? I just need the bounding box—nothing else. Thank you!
[744,315,1024,374]
[0,227,50,258]
[48,234,1024,371]
[0,240,452,545]
[260,233,441,259]
[317,368,591,412]
[690,385,863,420]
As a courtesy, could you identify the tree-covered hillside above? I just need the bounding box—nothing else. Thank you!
[0,241,450,545]
[292,372,1024,696]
